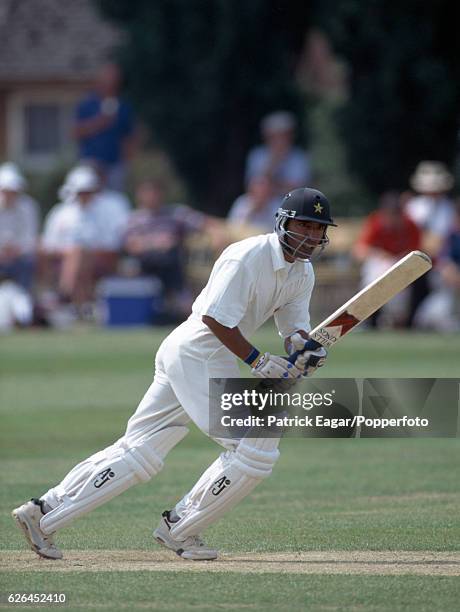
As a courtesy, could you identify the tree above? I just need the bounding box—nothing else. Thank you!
[96,0,311,213]
[316,0,460,194]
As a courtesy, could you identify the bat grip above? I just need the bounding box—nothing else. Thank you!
[288,338,322,364]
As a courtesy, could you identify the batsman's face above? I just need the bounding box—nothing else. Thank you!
[285,219,328,261]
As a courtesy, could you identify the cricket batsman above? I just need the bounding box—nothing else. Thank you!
[12,187,335,561]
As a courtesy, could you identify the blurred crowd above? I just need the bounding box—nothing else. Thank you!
[1,62,459,332]
[353,161,460,331]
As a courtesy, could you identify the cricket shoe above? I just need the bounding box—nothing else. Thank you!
[12,499,62,560]
[153,510,218,561]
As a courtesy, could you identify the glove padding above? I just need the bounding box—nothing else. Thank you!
[288,333,328,377]
[252,352,302,380]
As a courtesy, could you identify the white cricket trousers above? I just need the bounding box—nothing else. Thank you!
[40,319,281,538]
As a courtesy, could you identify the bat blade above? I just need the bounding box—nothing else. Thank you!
[309,250,432,348]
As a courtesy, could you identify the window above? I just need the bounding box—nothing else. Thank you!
[24,104,61,154]
[7,90,79,170]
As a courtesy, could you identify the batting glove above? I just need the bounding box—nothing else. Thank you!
[252,352,303,380]
[288,333,328,377]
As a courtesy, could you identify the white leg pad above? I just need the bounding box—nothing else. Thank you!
[170,437,280,540]
[40,426,188,534]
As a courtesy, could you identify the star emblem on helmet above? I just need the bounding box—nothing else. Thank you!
[314,202,323,213]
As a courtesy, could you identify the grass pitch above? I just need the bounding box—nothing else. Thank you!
[1,327,459,611]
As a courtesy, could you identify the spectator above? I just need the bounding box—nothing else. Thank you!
[83,158,131,220]
[0,163,39,291]
[414,204,460,331]
[227,174,281,232]
[404,161,455,324]
[0,280,33,333]
[245,111,311,196]
[353,191,421,327]
[73,63,136,191]
[122,180,209,317]
[41,165,129,311]
[405,161,455,256]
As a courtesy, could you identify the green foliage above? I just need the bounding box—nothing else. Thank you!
[309,96,373,215]
[317,0,460,193]
[95,0,310,213]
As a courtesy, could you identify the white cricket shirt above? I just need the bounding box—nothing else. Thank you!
[191,232,314,338]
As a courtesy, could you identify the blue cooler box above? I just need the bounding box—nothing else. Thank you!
[97,277,163,326]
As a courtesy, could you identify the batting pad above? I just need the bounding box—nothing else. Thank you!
[170,436,280,540]
[40,426,188,534]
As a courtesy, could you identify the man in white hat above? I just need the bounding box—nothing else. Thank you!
[245,111,312,196]
[404,161,456,326]
[40,165,129,310]
[405,161,455,255]
[0,163,39,291]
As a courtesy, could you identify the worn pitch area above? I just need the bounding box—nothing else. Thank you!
[1,550,459,575]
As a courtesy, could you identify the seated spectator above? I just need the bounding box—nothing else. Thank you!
[40,165,129,313]
[0,280,33,333]
[82,157,132,217]
[122,179,209,317]
[227,175,281,232]
[245,111,311,196]
[414,204,460,331]
[0,163,39,292]
[353,191,421,327]
[404,161,455,324]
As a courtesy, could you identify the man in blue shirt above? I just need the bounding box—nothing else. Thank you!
[73,63,135,191]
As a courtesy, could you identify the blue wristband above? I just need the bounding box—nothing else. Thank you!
[244,347,261,367]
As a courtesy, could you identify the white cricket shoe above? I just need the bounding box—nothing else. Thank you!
[12,499,62,560]
[153,510,218,561]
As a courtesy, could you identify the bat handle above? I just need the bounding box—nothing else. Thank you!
[288,338,323,364]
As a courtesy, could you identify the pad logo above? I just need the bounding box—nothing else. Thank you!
[94,467,115,488]
[211,476,231,496]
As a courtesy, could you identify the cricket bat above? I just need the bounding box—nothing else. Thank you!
[289,250,432,360]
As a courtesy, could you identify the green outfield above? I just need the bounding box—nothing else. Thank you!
[1,327,459,611]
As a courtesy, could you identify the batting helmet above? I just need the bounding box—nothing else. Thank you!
[275,188,336,261]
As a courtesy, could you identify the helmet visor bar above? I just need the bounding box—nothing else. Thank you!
[275,215,329,262]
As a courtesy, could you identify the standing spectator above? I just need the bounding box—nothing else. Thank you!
[227,175,281,232]
[73,63,135,191]
[245,111,311,196]
[122,180,209,317]
[41,165,129,311]
[0,163,39,291]
[353,191,421,327]
[405,161,455,255]
[404,161,455,324]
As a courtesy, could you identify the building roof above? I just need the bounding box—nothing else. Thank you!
[0,0,121,81]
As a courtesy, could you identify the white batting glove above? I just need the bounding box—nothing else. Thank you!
[288,333,328,378]
[251,352,302,380]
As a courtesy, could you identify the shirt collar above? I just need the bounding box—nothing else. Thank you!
[268,232,309,275]
[268,232,286,272]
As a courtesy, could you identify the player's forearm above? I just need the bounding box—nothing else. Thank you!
[201,315,255,362]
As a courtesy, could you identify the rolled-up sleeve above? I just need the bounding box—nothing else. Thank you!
[274,267,315,338]
[198,258,253,328]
